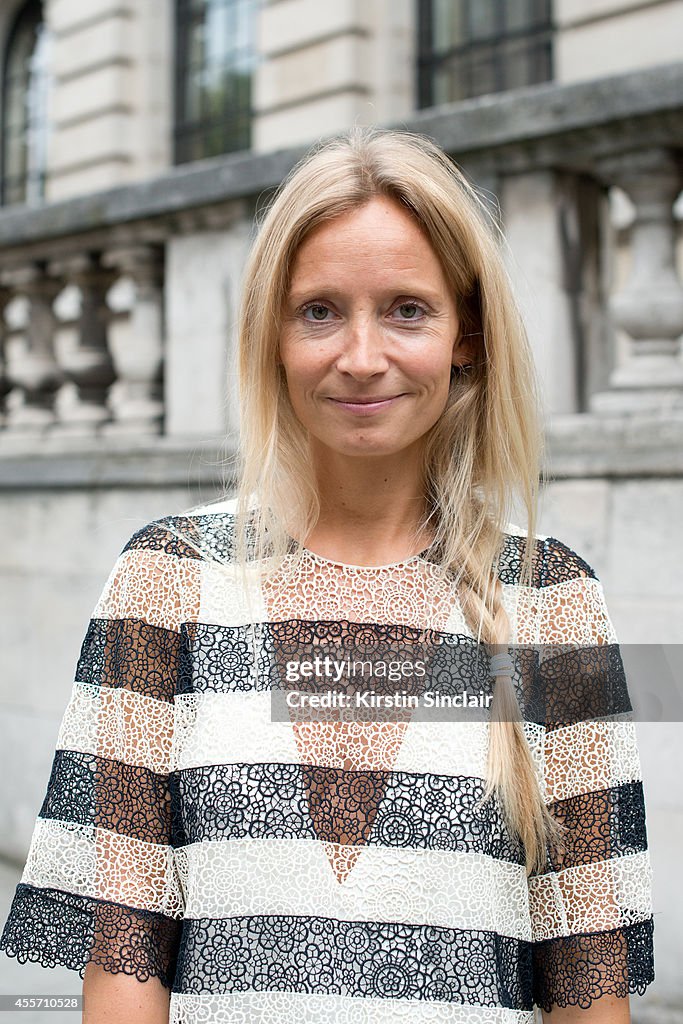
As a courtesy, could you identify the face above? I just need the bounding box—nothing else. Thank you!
[277,196,472,463]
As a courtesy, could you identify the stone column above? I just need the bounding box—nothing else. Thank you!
[101,245,164,435]
[49,254,117,434]
[164,210,253,438]
[501,170,581,416]
[591,148,683,414]
[1,265,62,435]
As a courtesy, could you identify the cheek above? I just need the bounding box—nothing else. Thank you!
[282,363,316,397]
[405,350,452,389]
[281,347,329,392]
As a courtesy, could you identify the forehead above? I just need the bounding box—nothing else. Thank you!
[288,198,445,285]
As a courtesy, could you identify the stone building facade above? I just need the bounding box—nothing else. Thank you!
[0,0,682,1015]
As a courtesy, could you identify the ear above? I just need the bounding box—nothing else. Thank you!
[451,329,476,370]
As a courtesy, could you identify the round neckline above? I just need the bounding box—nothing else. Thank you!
[298,544,432,570]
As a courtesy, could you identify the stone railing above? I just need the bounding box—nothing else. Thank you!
[0,248,164,437]
[0,62,681,469]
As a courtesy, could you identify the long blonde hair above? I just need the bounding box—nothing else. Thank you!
[224,125,563,874]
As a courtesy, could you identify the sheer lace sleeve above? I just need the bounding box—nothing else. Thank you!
[0,518,190,989]
[528,536,655,1013]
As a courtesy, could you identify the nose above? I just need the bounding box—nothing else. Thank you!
[334,315,390,379]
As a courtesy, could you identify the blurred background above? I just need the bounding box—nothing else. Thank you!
[0,0,682,1019]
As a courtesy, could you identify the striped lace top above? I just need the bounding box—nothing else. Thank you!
[0,497,655,1022]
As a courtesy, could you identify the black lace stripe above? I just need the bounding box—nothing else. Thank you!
[121,516,205,559]
[180,620,493,697]
[541,537,598,586]
[167,762,524,862]
[173,913,534,1008]
[72,610,634,733]
[38,749,171,845]
[544,781,648,872]
[76,617,180,704]
[535,642,631,729]
[121,514,239,562]
[531,916,655,1012]
[0,882,181,990]
[497,532,544,587]
[178,621,632,726]
[35,750,647,869]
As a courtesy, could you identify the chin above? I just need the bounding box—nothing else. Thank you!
[316,436,416,459]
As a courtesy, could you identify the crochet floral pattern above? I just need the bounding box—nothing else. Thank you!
[0,499,654,1021]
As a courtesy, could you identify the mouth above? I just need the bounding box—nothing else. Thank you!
[326,395,406,415]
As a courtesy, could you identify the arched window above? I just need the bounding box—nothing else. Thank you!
[174,0,258,165]
[1,0,50,206]
[417,0,553,108]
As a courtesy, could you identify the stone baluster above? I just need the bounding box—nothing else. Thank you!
[49,253,118,433]
[591,148,683,414]
[101,245,164,434]
[0,287,12,429]
[1,265,62,435]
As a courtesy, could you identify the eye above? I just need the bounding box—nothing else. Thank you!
[393,301,426,321]
[300,302,334,322]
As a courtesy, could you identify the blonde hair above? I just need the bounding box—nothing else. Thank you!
[222,125,563,874]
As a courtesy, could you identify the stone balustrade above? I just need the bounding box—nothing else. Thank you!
[0,62,681,455]
[0,245,168,438]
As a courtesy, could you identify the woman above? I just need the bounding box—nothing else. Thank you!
[0,126,654,1022]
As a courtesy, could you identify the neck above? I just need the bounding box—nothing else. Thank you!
[301,443,433,564]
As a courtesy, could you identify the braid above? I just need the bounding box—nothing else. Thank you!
[459,574,565,876]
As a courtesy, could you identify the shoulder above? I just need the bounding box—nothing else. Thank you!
[501,522,600,589]
[93,501,239,634]
[538,534,599,587]
[503,524,616,644]
[120,496,241,563]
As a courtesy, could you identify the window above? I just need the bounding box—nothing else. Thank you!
[174,0,258,165]
[1,0,50,206]
[417,0,553,108]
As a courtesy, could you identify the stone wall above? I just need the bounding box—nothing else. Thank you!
[16,0,682,201]
[556,0,683,82]
[46,0,172,200]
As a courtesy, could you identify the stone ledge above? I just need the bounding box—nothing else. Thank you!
[0,435,238,489]
[1,413,682,488]
[545,413,683,477]
[0,62,681,251]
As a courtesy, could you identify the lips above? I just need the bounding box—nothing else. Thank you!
[326,394,405,416]
[330,396,401,404]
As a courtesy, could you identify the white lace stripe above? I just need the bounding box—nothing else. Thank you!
[543,719,643,803]
[393,721,488,777]
[200,561,268,626]
[174,838,531,940]
[56,681,173,774]
[20,818,183,917]
[168,991,535,1023]
[538,577,618,646]
[173,691,493,778]
[528,850,653,941]
[93,548,200,632]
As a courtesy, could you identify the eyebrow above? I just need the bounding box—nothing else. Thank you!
[286,285,445,306]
